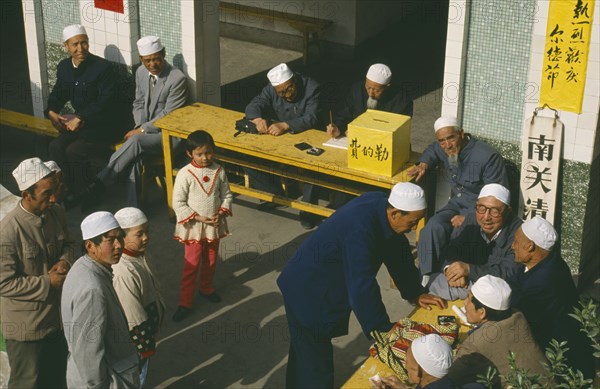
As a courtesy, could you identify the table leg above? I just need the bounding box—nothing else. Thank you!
[162,130,175,219]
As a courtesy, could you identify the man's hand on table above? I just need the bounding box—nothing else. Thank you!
[371,375,410,389]
[267,122,288,136]
[417,293,447,310]
[251,118,269,134]
[407,163,428,183]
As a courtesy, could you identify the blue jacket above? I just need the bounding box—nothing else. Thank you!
[277,192,426,339]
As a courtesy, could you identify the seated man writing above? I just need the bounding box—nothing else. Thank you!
[427,184,522,300]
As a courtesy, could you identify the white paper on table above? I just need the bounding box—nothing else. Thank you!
[322,136,348,150]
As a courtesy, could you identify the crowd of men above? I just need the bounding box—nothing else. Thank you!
[0,23,596,389]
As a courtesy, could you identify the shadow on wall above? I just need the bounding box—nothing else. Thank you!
[104,44,136,111]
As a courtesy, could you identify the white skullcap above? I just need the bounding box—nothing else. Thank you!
[411,334,453,379]
[115,207,148,229]
[434,116,459,133]
[522,216,557,251]
[478,183,510,206]
[472,275,511,311]
[267,63,294,86]
[62,24,87,42]
[12,157,53,191]
[44,161,61,173]
[81,211,120,240]
[137,35,164,56]
[388,183,426,211]
[366,63,392,85]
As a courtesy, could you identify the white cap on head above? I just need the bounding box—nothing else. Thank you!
[267,63,294,86]
[478,183,510,206]
[434,116,459,133]
[137,35,164,56]
[388,183,426,211]
[471,275,511,311]
[44,161,61,173]
[63,24,87,42]
[81,211,120,240]
[411,334,453,379]
[114,207,148,229]
[12,157,53,191]
[366,63,392,85]
[522,216,558,251]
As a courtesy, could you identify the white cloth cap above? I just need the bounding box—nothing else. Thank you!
[366,63,392,85]
[411,334,453,379]
[62,24,87,42]
[115,207,148,229]
[44,161,61,173]
[434,116,459,133]
[137,35,164,56]
[472,275,511,311]
[478,183,510,205]
[12,157,53,191]
[388,183,426,211]
[81,211,120,240]
[267,63,294,86]
[522,216,558,251]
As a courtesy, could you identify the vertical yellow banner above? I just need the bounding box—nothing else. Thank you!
[539,0,595,113]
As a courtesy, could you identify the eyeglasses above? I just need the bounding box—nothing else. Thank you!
[475,204,505,217]
[276,82,296,97]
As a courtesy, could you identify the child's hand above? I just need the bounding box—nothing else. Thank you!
[195,214,219,226]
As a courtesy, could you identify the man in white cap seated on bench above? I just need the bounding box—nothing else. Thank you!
[84,35,189,208]
[61,211,140,388]
[327,63,413,138]
[427,183,522,300]
[408,116,508,285]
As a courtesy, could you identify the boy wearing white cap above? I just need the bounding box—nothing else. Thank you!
[427,184,522,300]
[327,63,413,138]
[87,36,189,207]
[1,157,76,388]
[447,275,547,387]
[278,183,445,388]
[47,25,131,200]
[112,207,165,385]
[508,217,595,379]
[61,212,140,388]
[407,116,508,281]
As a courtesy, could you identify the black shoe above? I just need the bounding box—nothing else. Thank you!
[81,180,106,212]
[172,306,192,322]
[300,219,315,230]
[200,292,222,303]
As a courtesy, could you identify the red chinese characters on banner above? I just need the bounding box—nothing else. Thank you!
[94,0,124,14]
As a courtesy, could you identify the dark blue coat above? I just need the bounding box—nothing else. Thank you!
[277,192,426,339]
[245,74,323,134]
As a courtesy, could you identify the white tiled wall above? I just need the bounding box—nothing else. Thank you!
[22,0,49,117]
[523,0,600,164]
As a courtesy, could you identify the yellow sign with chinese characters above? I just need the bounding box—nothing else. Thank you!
[347,110,410,177]
[540,0,595,113]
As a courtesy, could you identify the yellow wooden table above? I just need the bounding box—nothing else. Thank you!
[341,301,470,389]
[155,103,421,218]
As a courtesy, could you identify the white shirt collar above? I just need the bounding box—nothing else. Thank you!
[479,227,503,244]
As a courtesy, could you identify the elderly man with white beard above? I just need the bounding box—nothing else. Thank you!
[408,116,508,285]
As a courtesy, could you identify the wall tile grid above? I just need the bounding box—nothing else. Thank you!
[139,0,183,70]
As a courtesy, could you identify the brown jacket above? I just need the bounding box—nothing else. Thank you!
[447,310,548,388]
[0,203,76,341]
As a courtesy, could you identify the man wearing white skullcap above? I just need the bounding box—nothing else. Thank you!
[47,25,131,205]
[508,217,595,379]
[278,185,446,388]
[1,157,76,387]
[407,115,508,282]
[327,63,413,138]
[245,62,324,227]
[86,35,189,208]
[61,211,140,388]
[427,183,523,300]
[112,207,165,385]
[446,275,547,387]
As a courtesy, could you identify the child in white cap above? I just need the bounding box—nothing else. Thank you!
[112,207,165,385]
[172,130,233,322]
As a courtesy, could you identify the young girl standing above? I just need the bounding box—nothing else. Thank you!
[172,130,232,322]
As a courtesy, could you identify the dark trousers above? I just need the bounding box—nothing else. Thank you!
[284,304,334,389]
[48,133,112,193]
[5,330,68,389]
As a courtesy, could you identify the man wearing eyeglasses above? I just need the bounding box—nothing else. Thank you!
[244,63,324,228]
[408,116,508,283]
[426,184,522,300]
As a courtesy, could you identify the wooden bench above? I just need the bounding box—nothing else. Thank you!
[219,2,333,65]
